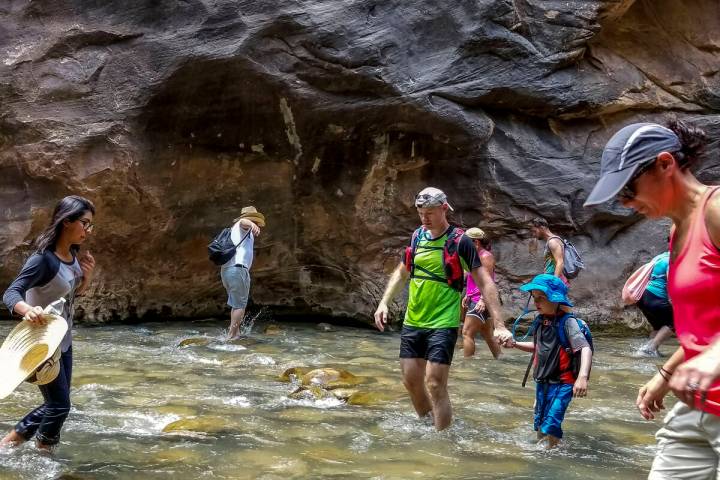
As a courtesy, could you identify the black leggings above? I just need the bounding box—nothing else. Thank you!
[637,290,674,332]
[15,347,72,446]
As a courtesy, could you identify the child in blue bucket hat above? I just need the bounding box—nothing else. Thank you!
[505,273,594,449]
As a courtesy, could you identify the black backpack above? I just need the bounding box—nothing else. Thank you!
[207,227,250,266]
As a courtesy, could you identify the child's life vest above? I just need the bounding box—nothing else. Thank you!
[522,312,594,387]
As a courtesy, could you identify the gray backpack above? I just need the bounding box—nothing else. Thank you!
[548,236,585,279]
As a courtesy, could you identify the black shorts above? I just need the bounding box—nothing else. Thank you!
[638,290,674,331]
[399,326,458,365]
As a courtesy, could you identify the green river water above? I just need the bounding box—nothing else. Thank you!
[0,319,671,479]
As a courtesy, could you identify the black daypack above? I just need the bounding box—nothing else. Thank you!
[208,227,251,266]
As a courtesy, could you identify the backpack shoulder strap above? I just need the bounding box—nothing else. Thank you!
[444,226,464,252]
[529,314,543,335]
[521,315,543,388]
[450,226,464,237]
[556,313,577,351]
[411,227,423,246]
[407,227,424,273]
[547,236,565,248]
[236,225,252,247]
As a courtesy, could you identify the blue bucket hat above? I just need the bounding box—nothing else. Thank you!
[519,274,573,307]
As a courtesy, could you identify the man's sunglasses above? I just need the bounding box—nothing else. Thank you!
[415,193,444,207]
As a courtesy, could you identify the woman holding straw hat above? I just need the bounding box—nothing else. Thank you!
[1,195,96,452]
[221,206,265,339]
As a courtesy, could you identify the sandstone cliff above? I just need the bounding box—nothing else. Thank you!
[1,0,718,326]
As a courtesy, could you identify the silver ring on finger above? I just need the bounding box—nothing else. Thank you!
[688,381,700,391]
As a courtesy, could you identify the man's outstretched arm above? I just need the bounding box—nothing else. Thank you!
[374,263,410,331]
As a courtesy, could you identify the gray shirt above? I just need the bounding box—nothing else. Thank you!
[3,251,83,352]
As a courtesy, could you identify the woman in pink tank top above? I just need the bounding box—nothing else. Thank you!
[461,228,500,358]
[585,120,720,478]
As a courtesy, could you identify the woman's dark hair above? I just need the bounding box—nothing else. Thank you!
[666,119,707,170]
[35,195,95,254]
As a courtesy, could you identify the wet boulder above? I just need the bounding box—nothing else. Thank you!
[162,416,233,435]
[278,366,313,382]
[177,337,211,348]
[264,324,282,335]
[300,368,363,389]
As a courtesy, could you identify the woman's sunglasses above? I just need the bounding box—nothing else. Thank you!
[617,160,656,201]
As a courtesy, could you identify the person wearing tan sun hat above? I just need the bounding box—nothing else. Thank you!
[461,227,501,359]
[221,206,266,339]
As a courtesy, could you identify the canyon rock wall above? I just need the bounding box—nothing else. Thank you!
[1,0,718,326]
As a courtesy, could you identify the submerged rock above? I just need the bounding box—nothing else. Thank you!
[288,385,335,401]
[177,337,211,348]
[316,323,334,332]
[328,388,359,401]
[281,366,381,404]
[264,324,282,335]
[300,368,363,389]
[162,416,231,435]
[153,447,204,464]
[278,366,313,382]
[346,391,390,406]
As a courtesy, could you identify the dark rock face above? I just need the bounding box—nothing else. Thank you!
[0,0,718,326]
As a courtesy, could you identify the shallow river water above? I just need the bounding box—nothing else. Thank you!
[0,319,672,480]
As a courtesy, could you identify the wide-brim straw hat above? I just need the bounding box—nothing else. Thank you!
[235,206,266,227]
[0,314,68,399]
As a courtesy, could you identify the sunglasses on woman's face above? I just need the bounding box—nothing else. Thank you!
[617,160,656,201]
[77,218,94,233]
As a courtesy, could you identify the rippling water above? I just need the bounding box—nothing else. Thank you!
[0,319,672,479]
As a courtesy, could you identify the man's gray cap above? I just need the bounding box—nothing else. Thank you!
[415,187,454,211]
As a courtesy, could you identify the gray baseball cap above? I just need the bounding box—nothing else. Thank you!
[584,123,682,206]
[415,187,454,211]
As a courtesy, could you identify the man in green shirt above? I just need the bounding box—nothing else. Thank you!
[374,187,511,431]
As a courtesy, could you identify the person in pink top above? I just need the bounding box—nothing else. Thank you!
[585,120,720,478]
[461,228,501,358]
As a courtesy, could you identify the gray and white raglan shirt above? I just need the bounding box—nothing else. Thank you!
[3,251,83,352]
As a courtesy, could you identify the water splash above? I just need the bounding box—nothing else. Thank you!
[238,307,271,336]
[0,443,65,480]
